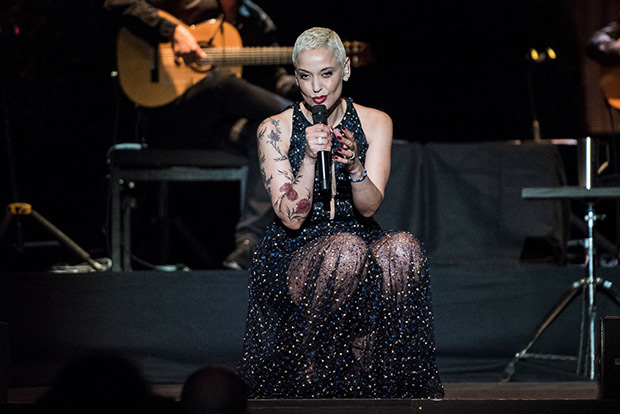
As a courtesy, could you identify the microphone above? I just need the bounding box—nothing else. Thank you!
[311,104,331,194]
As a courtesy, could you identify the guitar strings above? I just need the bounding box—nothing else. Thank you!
[160,47,295,65]
[160,44,362,66]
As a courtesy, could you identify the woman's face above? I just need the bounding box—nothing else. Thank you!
[295,47,349,112]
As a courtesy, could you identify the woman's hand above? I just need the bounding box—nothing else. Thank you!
[333,126,362,173]
[304,124,333,160]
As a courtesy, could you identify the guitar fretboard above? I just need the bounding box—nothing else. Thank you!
[200,46,295,66]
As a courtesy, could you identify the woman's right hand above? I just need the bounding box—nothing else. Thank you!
[304,124,332,160]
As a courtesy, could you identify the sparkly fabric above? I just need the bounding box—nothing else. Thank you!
[238,98,444,399]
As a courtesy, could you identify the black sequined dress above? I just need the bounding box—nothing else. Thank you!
[238,98,444,399]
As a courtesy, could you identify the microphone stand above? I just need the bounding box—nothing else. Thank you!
[0,17,109,273]
[525,47,556,142]
[0,17,24,252]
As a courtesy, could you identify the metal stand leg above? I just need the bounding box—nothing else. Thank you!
[121,195,135,271]
[2,203,109,272]
[110,169,122,272]
[502,202,620,381]
[582,202,597,379]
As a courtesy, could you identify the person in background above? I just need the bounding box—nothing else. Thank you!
[104,0,297,270]
[38,353,175,414]
[587,13,620,65]
[181,365,248,414]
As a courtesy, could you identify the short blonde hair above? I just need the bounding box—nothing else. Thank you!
[292,27,347,68]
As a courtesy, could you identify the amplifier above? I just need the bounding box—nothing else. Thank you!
[601,316,620,399]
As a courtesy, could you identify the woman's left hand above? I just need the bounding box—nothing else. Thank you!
[333,126,359,170]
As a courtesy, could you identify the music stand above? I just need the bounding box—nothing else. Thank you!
[502,186,620,381]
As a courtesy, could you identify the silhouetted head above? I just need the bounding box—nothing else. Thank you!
[38,352,156,414]
[180,366,248,414]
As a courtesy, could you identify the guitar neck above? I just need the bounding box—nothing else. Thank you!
[201,46,294,66]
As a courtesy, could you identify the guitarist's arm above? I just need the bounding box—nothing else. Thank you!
[104,0,177,43]
[104,0,205,65]
[587,17,620,66]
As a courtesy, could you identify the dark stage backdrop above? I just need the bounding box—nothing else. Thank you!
[0,1,593,269]
[376,140,567,264]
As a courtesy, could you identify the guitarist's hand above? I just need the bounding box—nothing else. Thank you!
[172,25,205,66]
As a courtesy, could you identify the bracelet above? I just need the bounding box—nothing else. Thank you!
[349,168,367,183]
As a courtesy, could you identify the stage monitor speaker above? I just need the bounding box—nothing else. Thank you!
[601,316,620,399]
[0,322,8,404]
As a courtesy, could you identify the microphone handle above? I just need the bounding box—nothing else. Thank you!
[317,150,331,193]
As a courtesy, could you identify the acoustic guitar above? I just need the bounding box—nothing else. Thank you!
[116,11,373,107]
[600,66,620,110]
[599,39,620,110]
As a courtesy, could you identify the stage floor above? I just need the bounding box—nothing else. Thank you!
[4,381,601,403]
[6,382,614,414]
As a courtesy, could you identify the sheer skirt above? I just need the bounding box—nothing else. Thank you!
[272,231,442,398]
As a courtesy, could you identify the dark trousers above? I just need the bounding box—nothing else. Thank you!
[142,71,292,246]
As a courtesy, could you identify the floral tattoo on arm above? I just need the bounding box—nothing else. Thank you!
[287,189,312,220]
[274,171,312,220]
[258,118,312,221]
[258,150,272,200]
[259,119,287,162]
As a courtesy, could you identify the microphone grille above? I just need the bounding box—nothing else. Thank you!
[311,104,328,124]
[311,104,327,115]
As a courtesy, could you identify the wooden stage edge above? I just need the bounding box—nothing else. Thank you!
[8,382,620,414]
[7,381,601,402]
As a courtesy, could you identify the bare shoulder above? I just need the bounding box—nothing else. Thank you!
[352,102,393,141]
[268,106,294,124]
[258,107,294,139]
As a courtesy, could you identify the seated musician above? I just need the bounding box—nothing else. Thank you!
[104,0,297,269]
